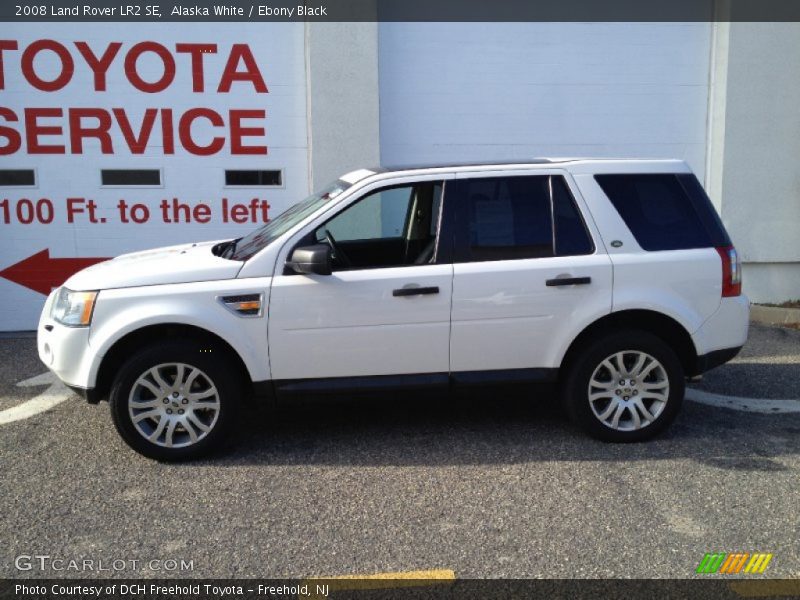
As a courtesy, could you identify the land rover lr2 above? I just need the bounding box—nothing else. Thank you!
[38,159,749,460]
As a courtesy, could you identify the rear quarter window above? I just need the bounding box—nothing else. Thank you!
[595,173,731,251]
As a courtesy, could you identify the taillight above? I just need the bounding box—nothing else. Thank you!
[715,245,741,297]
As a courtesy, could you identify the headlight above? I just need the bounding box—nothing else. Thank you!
[50,288,98,327]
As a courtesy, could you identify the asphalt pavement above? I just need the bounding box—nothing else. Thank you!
[0,325,798,580]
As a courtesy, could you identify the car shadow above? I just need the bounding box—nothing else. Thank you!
[693,361,800,399]
[193,384,800,470]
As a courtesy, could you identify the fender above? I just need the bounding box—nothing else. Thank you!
[609,248,723,336]
[612,286,715,336]
[87,278,271,388]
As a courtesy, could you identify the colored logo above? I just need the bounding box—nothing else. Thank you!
[696,553,773,574]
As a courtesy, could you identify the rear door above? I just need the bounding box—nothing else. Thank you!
[449,170,613,380]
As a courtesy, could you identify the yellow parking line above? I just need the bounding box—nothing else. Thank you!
[303,569,455,599]
[729,580,800,598]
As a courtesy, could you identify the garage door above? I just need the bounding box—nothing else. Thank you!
[379,23,711,176]
[0,23,307,331]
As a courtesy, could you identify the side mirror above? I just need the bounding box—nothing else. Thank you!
[287,244,332,276]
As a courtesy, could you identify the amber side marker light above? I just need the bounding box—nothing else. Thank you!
[219,293,263,317]
[80,293,97,324]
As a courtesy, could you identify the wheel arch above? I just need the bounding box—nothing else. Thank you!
[559,309,699,378]
[93,323,252,402]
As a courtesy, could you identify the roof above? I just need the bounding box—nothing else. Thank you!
[339,158,690,185]
[376,157,687,173]
[378,158,557,171]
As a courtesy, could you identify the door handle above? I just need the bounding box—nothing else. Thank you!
[546,276,591,287]
[393,286,440,297]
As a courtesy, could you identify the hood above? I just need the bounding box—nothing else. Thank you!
[64,240,243,291]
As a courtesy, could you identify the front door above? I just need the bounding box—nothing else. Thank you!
[268,178,454,389]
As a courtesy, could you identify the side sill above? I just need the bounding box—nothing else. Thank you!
[451,368,558,386]
[271,368,560,397]
[274,373,449,395]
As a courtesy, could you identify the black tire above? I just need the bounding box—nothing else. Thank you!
[109,339,242,461]
[562,330,685,442]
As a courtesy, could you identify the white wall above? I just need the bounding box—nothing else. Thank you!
[379,23,712,179]
[305,21,380,190]
[0,23,308,330]
[716,23,800,302]
[3,18,796,331]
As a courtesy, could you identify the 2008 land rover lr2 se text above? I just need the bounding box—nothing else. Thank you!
[37,159,749,460]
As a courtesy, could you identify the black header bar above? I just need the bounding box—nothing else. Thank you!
[3,0,800,22]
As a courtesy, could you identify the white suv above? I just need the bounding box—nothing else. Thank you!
[37,159,749,460]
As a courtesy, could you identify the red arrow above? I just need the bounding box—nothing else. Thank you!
[0,249,110,296]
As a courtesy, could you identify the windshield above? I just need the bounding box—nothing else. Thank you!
[228,180,351,261]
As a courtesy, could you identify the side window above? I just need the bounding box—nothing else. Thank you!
[315,181,444,270]
[595,174,715,251]
[324,186,412,242]
[453,175,592,262]
[461,176,553,261]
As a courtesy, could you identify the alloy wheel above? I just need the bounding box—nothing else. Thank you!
[587,350,669,431]
[128,362,221,448]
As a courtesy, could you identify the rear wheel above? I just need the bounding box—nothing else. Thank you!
[562,331,684,442]
[109,340,242,461]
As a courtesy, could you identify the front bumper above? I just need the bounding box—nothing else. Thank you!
[37,291,97,392]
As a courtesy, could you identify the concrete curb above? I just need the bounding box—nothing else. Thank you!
[750,304,800,327]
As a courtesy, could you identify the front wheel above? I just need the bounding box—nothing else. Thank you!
[109,340,242,461]
[562,331,685,442]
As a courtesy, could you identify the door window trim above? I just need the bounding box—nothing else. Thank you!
[280,175,456,274]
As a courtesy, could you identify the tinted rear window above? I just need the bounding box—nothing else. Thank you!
[595,173,730,251]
